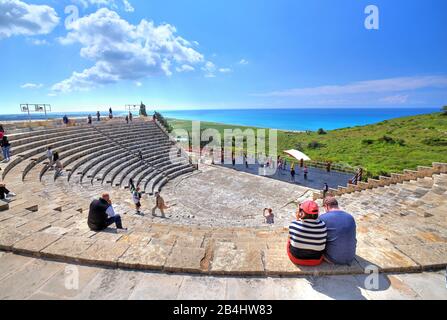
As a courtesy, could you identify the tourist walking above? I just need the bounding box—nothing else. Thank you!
[88,193,126,231]
[323,183,329,199]
[129,112,133,122]
[320,197,357,265]
[132,187,142,214]
[87,114,92,124]
[0,183,16,201]
[53,151,63,176]
[304,165,308,180]
[263,208,274,224]
[125,115,129,124]
[96,111,101,122]
[326,162,331,172]
[283,159,287,171]
[63,115,69,125]
[152,192,169,217]
[128,178,136,193]
[1,135,11,162]
[290,167,296,182]
[287,200,327,266]
[46,146,54,167]
[109,107,113,119]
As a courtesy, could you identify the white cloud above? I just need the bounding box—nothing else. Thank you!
[27,38,49,46]
[219,68,232,73]
[258,76,447,97]
[21,83,43,89]
[74,0,134,12]
[122,0,134,12]
[202,61,216,78]
[176,64,195,73]
[135,81,142,87]
[379,94,409,104]
[0,0,59,39]
[52,8,204,93]
[239,59,249,65]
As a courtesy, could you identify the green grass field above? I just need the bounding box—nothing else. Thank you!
[168,112,447,179]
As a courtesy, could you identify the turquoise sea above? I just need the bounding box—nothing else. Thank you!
[0,107,440,131]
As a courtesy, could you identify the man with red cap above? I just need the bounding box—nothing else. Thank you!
[287,200,327,266]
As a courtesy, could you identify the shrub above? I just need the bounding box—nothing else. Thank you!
[378,135,395,144]
[442,106,447,116]
[308,141,324,149]
[361,139,374,145]
[422,137,447,146]
[154,111,173,133]
[317,128,327,135]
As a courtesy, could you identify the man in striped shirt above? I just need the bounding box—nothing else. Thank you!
[287,200,327,266]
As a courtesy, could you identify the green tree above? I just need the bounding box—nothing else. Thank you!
[442,105,447,116]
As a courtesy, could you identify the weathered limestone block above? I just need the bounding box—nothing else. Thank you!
[164,246,206,273]
[41,236,95,261]
[0,228,29,250]
[356,245,421,272]
[117,231,152,246]
[0,200,9,212]
[118,243,172,270]
[210,247,264,275]
[432,162,447,174]
[16,220,50,234]
[396,243,447,268]
[0,216,29,230]
[77,240,130,266]
[12,232,62,255]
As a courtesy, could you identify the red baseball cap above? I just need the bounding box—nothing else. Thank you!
[300,200,320,215]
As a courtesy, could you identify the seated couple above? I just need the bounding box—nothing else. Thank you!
[287,197,357,266]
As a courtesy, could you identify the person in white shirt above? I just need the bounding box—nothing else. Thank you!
[46,146,53,167]
[132,187,142,214]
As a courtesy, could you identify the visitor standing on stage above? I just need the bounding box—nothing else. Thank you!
[109,107,113,119]
[96,111,101,122]
[323,183,329,199]
[290,166,296,182]
[304,165,308,180]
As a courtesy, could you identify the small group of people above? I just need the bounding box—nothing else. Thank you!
[0,183,16,201]
[0,125,11,162]
[289,164,309,182]
[287,196,357,266]
[46,146,63,175]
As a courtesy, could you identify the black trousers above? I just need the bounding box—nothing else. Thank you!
[0,186,10,200]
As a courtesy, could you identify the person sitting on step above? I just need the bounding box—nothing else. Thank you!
[320,197,357,265]
[88,193,126,231]
[0,183,16,201]
[287,200,327,266]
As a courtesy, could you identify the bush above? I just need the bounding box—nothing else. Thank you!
[422,137,447,146]
[317,128,327,135]
[378,135,396,144]
[442,106,447,116]
[154,111,173,133]
[308,141,324,149]
[361,139,374,145]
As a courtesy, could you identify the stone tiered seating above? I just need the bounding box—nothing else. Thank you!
[1,119,194,196]
[1,118,446,276]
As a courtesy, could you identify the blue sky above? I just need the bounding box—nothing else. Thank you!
[1,0,446,113]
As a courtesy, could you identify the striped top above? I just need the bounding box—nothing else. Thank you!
[289,219,327,253]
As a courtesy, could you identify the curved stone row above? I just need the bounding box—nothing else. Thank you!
[2,119,194,196]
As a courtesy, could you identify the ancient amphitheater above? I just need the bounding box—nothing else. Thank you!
[0,117,446,277]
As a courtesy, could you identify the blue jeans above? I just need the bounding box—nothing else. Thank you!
[105,215,123,229]
[2,146,10,160]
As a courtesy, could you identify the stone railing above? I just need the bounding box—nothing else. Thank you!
[313,162,447,199]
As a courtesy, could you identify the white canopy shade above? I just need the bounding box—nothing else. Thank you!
[284,149,311,161]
